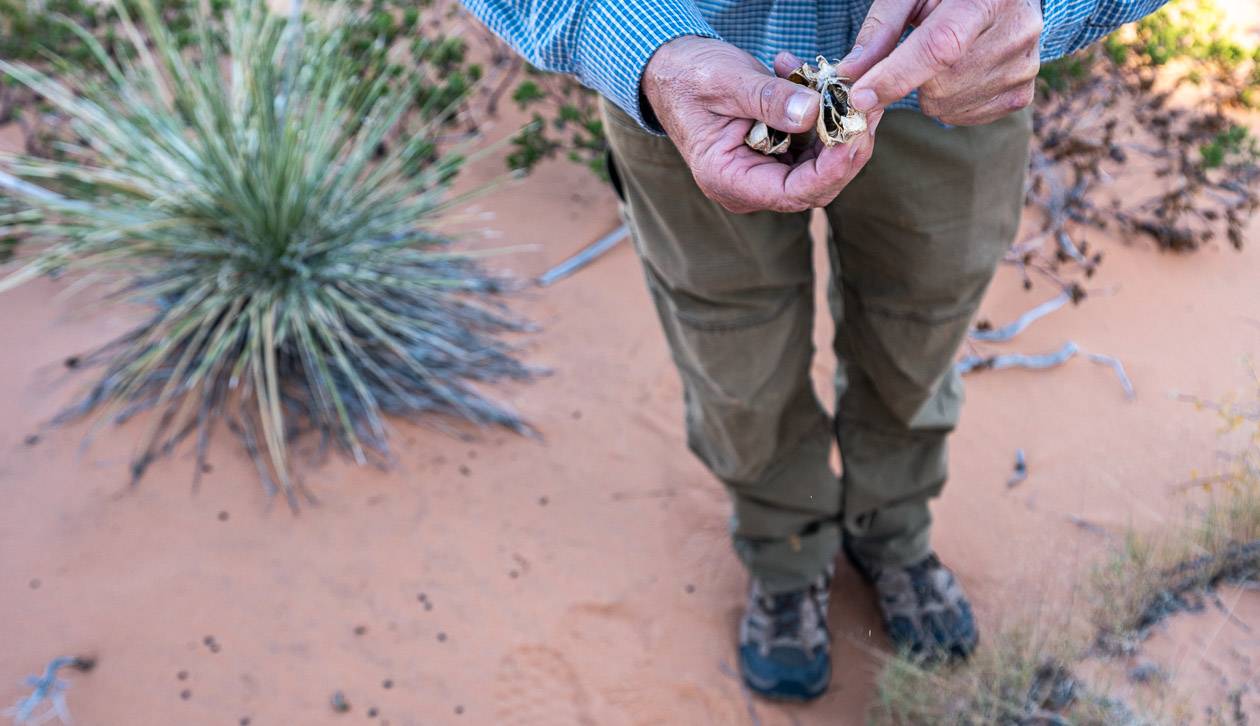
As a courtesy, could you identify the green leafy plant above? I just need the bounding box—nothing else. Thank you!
[504,66,607,180]
[0,0,532,505]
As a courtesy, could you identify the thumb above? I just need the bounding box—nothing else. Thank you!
[722,72,820,134]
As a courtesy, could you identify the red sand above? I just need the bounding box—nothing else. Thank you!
[2,103,1260,726]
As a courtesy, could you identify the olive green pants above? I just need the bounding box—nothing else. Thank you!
[603,101,1031,594]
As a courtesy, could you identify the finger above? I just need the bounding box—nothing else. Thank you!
[848,0,997,113]
[702,111,879,213]
[935,83,1034,126]
[714,71,821,133]
[770,131,877,211]
[774,51,806,79]
[835,0,919,81]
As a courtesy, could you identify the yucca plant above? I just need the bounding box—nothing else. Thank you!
[0,0,532,506]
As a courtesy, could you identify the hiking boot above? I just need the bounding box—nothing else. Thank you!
[738,566,833,701]
[844,542,978,662]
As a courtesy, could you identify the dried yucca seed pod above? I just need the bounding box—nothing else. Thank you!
[795,57,867,146]
[744,55,868,154]
[745,121,790,154]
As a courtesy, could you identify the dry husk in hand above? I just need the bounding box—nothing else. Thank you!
[744,56,867,154]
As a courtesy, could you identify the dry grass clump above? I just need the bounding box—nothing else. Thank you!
[1091,372,1260,653]
[870,624,1149,725]
[873,376,1260,724]
[1089,471,1260,655]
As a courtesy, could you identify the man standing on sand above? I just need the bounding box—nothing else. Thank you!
[463,0,1168,702]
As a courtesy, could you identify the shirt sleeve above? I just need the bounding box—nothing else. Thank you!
[1039,0,1171,62]
[460,0,721,128]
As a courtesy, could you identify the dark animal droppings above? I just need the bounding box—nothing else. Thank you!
[367,707,379,718]
[23,434,39,446]
[538,496,549,506]
[437,632,447,642]
[455,705,464,715]
[177,670,188,681]
[354,625,367,636]
[180,689,191,700]
[458,465,471,476]
[685,584,695,594]
[218,511,230,522]
[29,578,40,590]
[331,690,350,713]
[382,679,393,689]
[240,719,251,726]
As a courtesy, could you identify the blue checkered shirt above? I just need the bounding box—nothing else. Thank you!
[462,0,1168,128]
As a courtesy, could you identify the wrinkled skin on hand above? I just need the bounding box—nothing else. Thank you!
[642,36,883,214]
[838,0,1042,126]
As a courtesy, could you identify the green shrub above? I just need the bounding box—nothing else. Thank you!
[0,0,532,504]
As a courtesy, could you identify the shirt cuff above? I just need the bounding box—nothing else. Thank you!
[581,1,720,132]
[1038,0,1097,62]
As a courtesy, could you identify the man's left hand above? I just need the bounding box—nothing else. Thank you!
[837,0,1043,126]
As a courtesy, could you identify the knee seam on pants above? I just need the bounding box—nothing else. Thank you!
[646,262,808,332]
[835,412,954,438]
[720,419,834,490]
[673,291,801,332]
[853,297,981,325]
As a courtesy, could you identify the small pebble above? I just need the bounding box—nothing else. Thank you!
[23,434,39,446]
[1129,660,1164,684]
[331,690,350,713]
[367,707,379,718]
[436,632,447,643]
[509,570,519,579]
[382,679,393,689]
[458,465,471,476]
[29,578,40,590]
[455,705,464,715]
[240,719,251,726]
[217,511,230,522]
[177,670,189,681]
[685,584,695,594]
[202,463,214,474]
[354,625,367,636]
[571,410,582,419]
[64,356,80,369]
[180,689,191,700]
[538,496,549,506]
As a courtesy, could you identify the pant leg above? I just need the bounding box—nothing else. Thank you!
[824,109,1033,568]
[602,99,840,593]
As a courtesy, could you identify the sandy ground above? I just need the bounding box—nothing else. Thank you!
[3,74,1260,726]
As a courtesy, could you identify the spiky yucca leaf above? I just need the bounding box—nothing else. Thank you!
[0,0,531,505]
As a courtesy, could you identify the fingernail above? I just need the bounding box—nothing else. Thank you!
[787,91,816,125]
[843,44,863,63]
[850,88,878,112]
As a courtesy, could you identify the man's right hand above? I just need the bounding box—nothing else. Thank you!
[641,36,881,214]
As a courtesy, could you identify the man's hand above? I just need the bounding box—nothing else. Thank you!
[837,0,1042,126]
[642,36,882,214]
